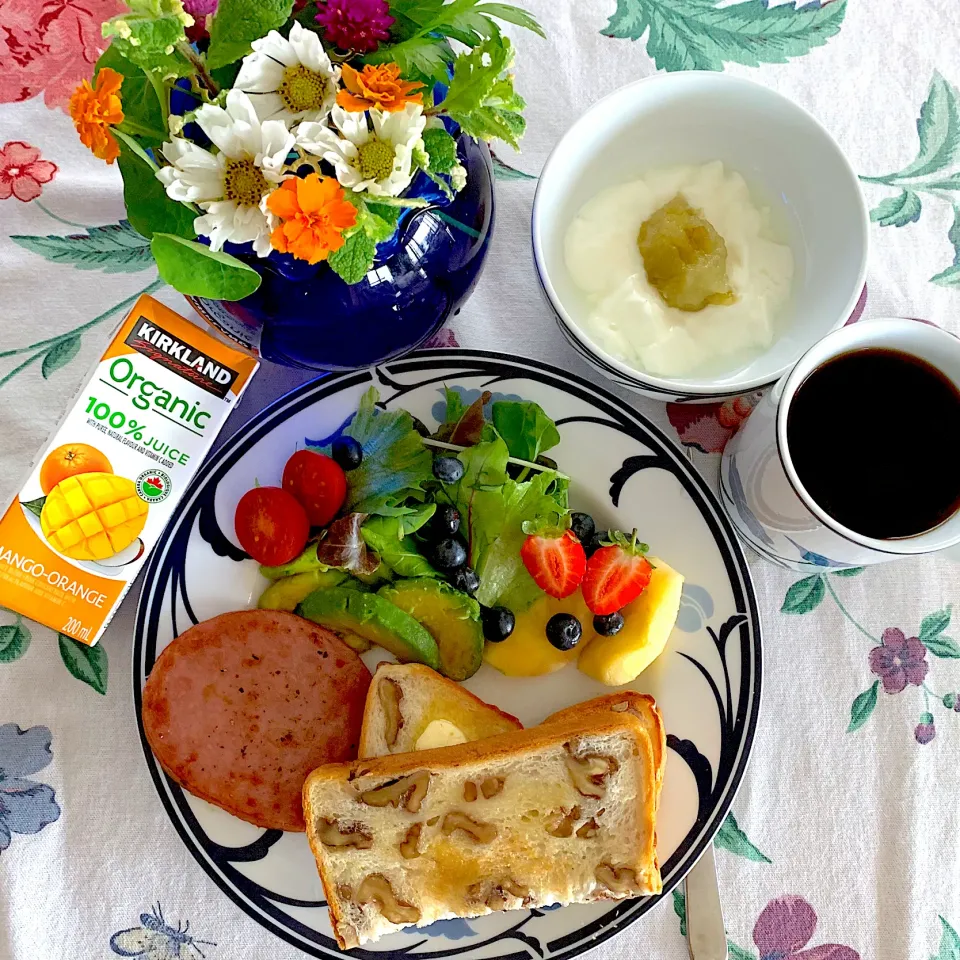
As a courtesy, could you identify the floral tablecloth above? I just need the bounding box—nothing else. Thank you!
[3,1,960,958]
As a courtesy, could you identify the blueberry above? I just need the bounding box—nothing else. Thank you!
[433,456,465,484]
[430,536,467,571]
[432,504,461,537]
[450,566,480,595]
[481,605,515,643]
[331,436,363,470]
[593,612,624,637]
[570,512,596,545]
[584,531,607,558]
[546,613,582,651]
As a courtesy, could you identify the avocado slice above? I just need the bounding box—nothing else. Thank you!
[298,587,440,668]
[257,569,349,612]
[379,580,484,681]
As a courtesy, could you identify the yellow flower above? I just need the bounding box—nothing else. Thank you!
[69,68,124,164]
[337,63,423,113]
[267,174,358,264]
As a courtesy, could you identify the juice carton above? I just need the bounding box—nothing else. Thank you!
[0,295,259,645]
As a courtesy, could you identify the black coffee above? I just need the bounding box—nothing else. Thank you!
[787,347,960,539]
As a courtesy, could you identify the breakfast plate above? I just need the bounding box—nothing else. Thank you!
[134,350,761,959]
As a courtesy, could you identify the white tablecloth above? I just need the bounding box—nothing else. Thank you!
[2,1,960,957]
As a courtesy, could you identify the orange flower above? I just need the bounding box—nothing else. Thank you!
[267,174,358,264]
[337,62,423,113]
[69,68,124,164]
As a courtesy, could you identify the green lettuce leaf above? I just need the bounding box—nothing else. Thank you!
[361,505,439,578]
[445,435,563,610]
[491,400,560,462]
[313,387,434,516]
[316,513,379,576]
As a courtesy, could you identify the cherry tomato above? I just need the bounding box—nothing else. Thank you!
[235,486,309,565]
[282,449,347,527]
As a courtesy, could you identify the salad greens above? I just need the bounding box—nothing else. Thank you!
[309,387,433,516]
[361,505,440,579]
[296,385,567,613]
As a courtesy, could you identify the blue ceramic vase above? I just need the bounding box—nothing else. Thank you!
[189,134,494,371]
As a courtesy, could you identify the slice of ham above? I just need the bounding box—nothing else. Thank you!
[142,609,371,831]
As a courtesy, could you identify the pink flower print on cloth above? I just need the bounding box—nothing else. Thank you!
[0,141,57,201]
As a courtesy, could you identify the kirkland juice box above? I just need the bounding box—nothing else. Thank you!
[0,295,258,645]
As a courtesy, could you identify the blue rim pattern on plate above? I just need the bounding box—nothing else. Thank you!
[134,350,761,960]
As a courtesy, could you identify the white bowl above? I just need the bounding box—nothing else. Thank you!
[532,72,869,403]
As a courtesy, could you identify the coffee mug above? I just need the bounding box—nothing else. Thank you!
[720,318,960,571]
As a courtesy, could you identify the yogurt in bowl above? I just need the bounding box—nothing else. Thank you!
[532,72,869,402]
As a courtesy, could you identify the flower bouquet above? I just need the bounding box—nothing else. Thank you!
[69,0,542,302]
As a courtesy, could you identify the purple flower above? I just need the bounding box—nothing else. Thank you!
[315,0,394,53]
[868,627,928,694]
[422,327,460,349]
[183,0,218,17]
[915,713,936,745]
[753,895,860,960]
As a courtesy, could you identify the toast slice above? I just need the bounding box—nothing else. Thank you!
[304,712,661,948]
[544,693,666,803]
[358,663,522,758]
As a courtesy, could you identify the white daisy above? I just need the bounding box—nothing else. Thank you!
[297,103,426,197]
[235,21,340,126]
[156,89,295,257]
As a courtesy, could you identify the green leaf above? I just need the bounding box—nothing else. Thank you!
[21,496,46,519]
[437,34,527,149]
[932,915,960,960]
[492,154,536,181]
[95,44,165,146]
[833,566,864,577]
[491,401,560,462]
[10,221,153,273]
[870,190,922,227]
[362,510,440,578]
[888,72,960,182]
[924,635,960,659]
[58,634,108,694]
[423,127,459,174]
[847,680,879,733]
[328,230,377,285]
[727,943,756,960]
[920,606,951,642]
[470,468,566,611]
[477,2,544,36]
[713,811,771,863]
[314,387,434,516]
[602,0,847,72]
[207,0,295,69]
[672,889,687,937]
[118,146,197,241]
[0,621,31,663]
[443,385,467,425]
[42,336,81,379]
[102,0,193,77]
[931,204,960,285]
[150,233,261,299]
[781,574,825,614]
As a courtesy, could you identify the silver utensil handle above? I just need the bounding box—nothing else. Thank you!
[685,845,727,960]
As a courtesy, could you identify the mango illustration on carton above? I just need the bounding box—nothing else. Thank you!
[0,295,258,645]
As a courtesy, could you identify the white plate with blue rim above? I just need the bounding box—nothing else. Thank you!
[134,349,761,960]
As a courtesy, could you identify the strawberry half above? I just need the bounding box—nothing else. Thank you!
[581,530,653,615]
[520,530,586,599]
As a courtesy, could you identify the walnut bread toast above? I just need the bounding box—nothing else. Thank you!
[359,662,522,758]
[303,712,661,948]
